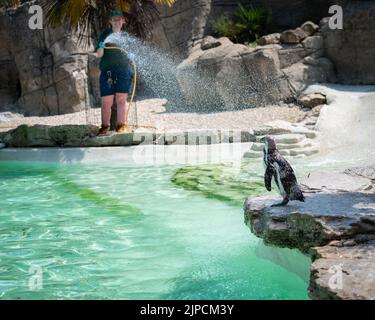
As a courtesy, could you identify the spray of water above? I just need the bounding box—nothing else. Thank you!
[103,32,186,110]
[99,32,283,114]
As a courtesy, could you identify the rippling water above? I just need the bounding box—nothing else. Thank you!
[0,160,311,299]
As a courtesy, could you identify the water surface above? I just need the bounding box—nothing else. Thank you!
[0,160,310,299]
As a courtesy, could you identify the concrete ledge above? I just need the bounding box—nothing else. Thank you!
[0,125,256,147]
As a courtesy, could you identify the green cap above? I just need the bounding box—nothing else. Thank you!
[110,10,124,18]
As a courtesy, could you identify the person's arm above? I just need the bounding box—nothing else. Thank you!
[94,41,105,58]
[93,30,106,58]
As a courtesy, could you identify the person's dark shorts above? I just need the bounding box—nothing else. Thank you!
[99,67,134,97]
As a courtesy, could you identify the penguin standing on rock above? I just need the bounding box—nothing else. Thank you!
[260,135,305,206]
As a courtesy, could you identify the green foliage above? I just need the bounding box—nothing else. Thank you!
[210,3,272,44]
[211,15,243,42]
[0,0,21,9]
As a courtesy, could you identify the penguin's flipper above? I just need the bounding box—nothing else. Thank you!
[264,165,274,192]
[271,197,289,207]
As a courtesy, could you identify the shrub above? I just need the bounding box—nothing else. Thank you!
[211,14,243,42]
[210,3,272,44]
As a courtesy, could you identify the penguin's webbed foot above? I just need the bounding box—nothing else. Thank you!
[271,198,289,207]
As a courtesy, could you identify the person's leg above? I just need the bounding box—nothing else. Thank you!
[99,70,115,134]
[115,93,128,127]
[114,67,132,132]
[101,95,115,127]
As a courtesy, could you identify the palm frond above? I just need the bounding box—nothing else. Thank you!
[154,0,175,7]
[39,0,176,48]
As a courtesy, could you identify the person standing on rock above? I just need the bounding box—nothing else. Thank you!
[94,10,134,135]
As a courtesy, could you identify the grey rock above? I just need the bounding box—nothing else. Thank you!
[280,28,308,44]
[278,44,310,69]
[303,55,327,66]
[309,239,375,300]
[257,33,281,46]
[49,125,99,146]
[298,93,327,108]
[320,1,375,84]
[282,60,336,94]
[302,36,323,51]
[83,132,146,147]
[301,172,374,193]
[0,2,97,116]
[244,165,375,300]
[244,192,375,253]
[2,124,98,147]
[300,21,319,36]
[200,36,222,50]
[177,41,293,110]
[3,124,54,147]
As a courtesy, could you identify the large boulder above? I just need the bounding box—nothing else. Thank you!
[0,2,98,116]
[280,28,308,44]
[277,44,311,69]
[177,32,337,109]
[302,35,323,51]
[244,192,375,252]
[298,92,327,108]
[300,21,319,36]
[320,1,375,84]
[177,37,292,110]
[2,124,98,147]
[282,58,336,95]
[244,167,375,300]
[257,33,280,46]
[310,239,375,300]
[301,171,374,193]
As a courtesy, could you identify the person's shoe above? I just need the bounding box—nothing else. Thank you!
[116,123,128,133]
[97,125,110,136]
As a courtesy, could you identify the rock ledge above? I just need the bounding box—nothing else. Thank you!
[244,168,375,300]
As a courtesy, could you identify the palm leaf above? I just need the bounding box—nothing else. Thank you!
[40,0,176,47]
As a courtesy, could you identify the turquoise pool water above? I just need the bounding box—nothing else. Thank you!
[0,160,311,300]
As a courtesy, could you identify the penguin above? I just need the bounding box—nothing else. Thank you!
[259,135,305,206]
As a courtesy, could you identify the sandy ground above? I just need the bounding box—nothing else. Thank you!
[0,98,305,132]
